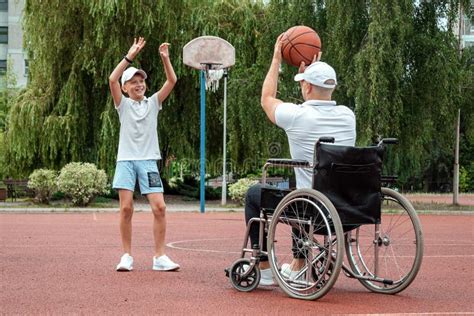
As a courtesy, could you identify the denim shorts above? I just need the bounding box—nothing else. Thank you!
[112,160,164,195]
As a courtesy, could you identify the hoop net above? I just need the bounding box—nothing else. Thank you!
[205,69,224,92]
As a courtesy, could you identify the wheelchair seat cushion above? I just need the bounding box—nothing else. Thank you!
[313,143,384,227]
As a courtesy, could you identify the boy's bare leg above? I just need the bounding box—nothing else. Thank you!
[147,193,167,257]
[118,189,134,254]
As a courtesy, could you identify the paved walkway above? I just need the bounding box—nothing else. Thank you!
[0,198,243,213]
[1,193,472,213]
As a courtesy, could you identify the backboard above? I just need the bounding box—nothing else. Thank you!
[183,36,235,70]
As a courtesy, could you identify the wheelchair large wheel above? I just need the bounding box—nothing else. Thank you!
[345,187,423,294]
[267,189,344,300]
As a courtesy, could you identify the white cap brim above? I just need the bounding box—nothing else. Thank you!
[294,73,305,82]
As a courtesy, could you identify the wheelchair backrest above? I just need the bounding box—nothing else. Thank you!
[313,142,384,226]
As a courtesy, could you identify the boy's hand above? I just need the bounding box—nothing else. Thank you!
[159,43,170,59]
[126,37,146,61]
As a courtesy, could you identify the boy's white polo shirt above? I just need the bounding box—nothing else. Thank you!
[275,100,356,189]
[115,92,162,161]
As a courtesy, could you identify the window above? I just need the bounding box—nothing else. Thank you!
[0,27,8,44]
[0,60,6,75]
[0,0,7,11]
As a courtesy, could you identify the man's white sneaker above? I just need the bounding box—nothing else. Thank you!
[116,253,133,271]
[281,263,304,280]
[243,265,275,286]
[153,255,180,271]
[259,268,275,286]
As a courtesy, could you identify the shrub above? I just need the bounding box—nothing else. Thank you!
[228,178,258,205]
[57,162,108,206]
[164,176,222,200]
[459,165,472,193]
[28,169,57,204]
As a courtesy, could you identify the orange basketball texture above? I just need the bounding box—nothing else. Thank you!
[281,26,321,67]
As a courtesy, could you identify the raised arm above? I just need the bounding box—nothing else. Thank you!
[157,43,177,104]
[109,37,146,106]
[261,34,285,125]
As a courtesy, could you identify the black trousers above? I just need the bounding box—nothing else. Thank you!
[244,184,306,262]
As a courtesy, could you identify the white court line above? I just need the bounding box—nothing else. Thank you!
[167,238,241,254]
[340,313,473,315]
[166,238,474,257]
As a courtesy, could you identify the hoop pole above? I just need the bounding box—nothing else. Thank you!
[200,69,206,213]
[221,70,228,205]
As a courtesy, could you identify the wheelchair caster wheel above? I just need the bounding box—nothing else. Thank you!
[229,258,260,292]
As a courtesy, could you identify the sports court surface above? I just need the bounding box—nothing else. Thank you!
[1,211,473,314]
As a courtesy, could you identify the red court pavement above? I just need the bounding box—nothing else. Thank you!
[1,212,473,315]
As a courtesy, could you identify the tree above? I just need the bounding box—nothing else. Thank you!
[4,0,473,193]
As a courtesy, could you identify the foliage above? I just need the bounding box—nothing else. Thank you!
[0,59,19,179]
[228,178,258,205]
[0,132,5,180]
[57,162,108,206]
[27,168,57,204]
[0,58,18,132]
[165,175,221,200]
[3,0,473,193]
[459,162,474,192]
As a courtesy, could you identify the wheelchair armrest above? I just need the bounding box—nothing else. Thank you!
[266,159,311,168]
[378,138,398,146]
[381,175,398,184]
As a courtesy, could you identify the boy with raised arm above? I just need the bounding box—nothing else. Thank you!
[109,37,179,272]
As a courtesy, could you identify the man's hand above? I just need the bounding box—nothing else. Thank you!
[272,33,285,63]
[126,37,146,61]
[159,43,170,59]
[298,51,322,74]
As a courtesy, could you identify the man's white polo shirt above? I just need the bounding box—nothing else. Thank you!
[275,100,356,189]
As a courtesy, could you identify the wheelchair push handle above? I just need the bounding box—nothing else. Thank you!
[318,137,335,144]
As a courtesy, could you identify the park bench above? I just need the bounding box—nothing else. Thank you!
[3,179,34,202]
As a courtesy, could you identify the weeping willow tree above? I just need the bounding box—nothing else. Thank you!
[4,0,473,191]
[5,0,275,178]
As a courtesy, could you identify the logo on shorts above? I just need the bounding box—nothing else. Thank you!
[148,172,162,188]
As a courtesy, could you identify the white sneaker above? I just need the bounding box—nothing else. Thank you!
[281,263,303,280]
[259,268,275,286]
[116,253,133,271]
[153,255,180,271]
[243,265,275,286]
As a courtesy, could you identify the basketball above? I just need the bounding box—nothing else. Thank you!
[281,25,321,67]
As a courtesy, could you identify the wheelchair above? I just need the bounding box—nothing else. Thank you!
[226,137,424,300]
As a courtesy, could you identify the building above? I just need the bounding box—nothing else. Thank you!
[0,0,26,88]
[454,1,474,49]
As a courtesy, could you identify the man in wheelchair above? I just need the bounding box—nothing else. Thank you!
[244,35,356,286]
[228,35,423,301]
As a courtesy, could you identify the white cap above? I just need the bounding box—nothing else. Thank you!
[121,67,147,86]
[294,62,337,89]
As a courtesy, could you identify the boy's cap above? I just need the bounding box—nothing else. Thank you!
[294,62,337,89]
[121,67,147,85]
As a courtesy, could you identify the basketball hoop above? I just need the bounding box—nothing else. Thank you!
[183,36,235,212]
[205,68,224,92]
